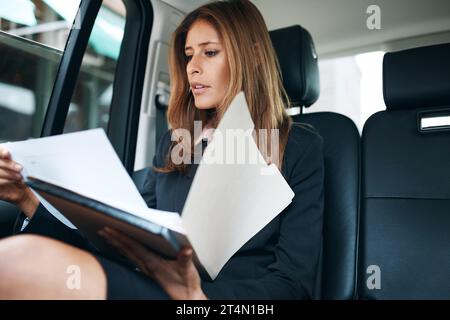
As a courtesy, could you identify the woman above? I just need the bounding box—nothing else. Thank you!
[0,0,324,299]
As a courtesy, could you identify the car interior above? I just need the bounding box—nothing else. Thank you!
[0,0,449,299]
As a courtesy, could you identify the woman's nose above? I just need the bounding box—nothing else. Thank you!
[187,55,202,75]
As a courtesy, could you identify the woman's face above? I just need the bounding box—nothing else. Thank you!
[185,20,230,110]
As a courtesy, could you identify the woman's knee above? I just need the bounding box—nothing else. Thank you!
[0,234,47,265]
[0,234,107,299]
[0,234,74,268]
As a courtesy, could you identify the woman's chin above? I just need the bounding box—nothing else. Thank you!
[194,101,217,110]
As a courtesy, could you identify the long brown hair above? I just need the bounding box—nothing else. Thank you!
[157,0,292,174]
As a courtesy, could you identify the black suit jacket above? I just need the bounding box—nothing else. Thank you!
[16,123,324,299]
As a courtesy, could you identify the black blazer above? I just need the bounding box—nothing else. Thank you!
[16,123,324,299]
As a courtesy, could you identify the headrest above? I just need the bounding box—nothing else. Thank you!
[269,25,320,108]
[383,43,450,110]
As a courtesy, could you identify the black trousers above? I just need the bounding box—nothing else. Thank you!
[94,253,171,300]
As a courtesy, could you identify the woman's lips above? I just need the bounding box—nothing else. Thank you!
[193,86,209,95]
[191,82,211,95]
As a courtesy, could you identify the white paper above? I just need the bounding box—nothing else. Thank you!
[0,129,183,232]
[181,92,295,280]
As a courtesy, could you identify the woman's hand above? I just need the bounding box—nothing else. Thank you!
[0,147,39,218]
[99,227,208,300]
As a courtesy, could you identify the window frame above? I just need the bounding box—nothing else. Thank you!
[41,0,153,174]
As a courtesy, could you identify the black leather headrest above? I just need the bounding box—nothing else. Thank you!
[269,25,320,108]
[383,43,450,110]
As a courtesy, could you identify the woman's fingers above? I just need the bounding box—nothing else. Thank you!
[0,150,24,183]
[101,228,163,273]
[104,228,155,258]
[0,158,23,174]
[0,148,11,160]
[0,168,23,181]
[0,178,12,186]
[0,147,22,172]
[0,150,26,187]
[177,247,193,267]
[0,178,24,187]
[99,229,155,274]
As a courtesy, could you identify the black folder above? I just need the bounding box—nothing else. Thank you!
[25,177,203,271]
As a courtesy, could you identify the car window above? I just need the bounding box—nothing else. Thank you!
[306,51,386,132]
[0,0,81,142]
[0,0,126,142]
[63,0,126,134]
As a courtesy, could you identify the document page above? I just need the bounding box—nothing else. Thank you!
[181,92,295,280]
[0,129,182,230]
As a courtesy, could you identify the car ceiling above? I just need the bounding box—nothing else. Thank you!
[160,0,450,57]
[252,0,450,56]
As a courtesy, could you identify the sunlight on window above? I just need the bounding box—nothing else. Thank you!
[307,51,386,133]
[355,51,386,130]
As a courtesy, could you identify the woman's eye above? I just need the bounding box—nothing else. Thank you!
[185,50,218,61]
[205,50,218,57]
